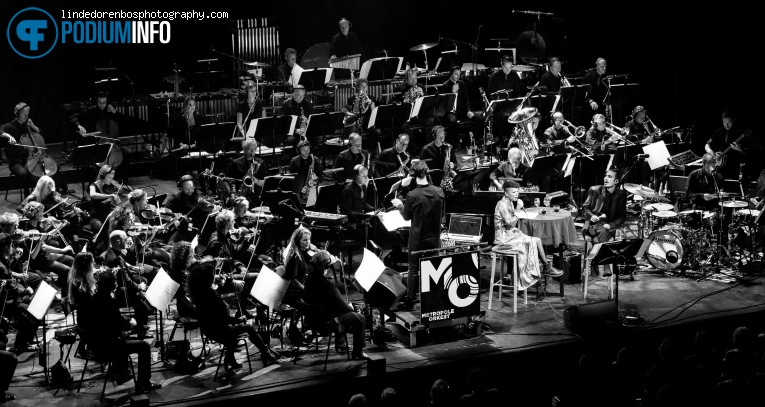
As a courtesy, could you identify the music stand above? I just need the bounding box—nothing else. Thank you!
[298,68,331,104]
[305,112,345,162]
[530,154,566,189]
[591,239,644,310]
[609,84,640,126]
[368,103,411,144]
[200,122,234,159]
[71,143,112,198]
[559,84,588,120]
[360,57,403,82]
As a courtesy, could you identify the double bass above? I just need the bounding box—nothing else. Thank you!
[20,121,57,177]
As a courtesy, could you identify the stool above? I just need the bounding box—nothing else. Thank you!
[488,247,527,313]
[582,232,616,300]
[213,333,252,382]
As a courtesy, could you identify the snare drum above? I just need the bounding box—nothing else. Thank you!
[652,211,678,229]
[734,209,761,223]
[679,209,703,229]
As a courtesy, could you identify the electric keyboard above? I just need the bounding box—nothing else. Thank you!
[668,150,701,169]
[304,211,348,226]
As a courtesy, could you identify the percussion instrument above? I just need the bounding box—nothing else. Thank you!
[734,209,761,223]
[409,42,439,52]
[645,203,674,212]
[679,209,703,229]
[721,200,748,208]
[624,183,667,200]
[645,227,687,270]
[651,211,678,229]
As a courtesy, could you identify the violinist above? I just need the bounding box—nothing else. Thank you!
[171,95,202,153]
[67,252,96,331]
[21,201,74,298]
[279,226,314,304]
[87,271,162,393]
[236,83,262,139]
[99,230,152,338]
[89,165,121,232]
[128,189,173,244]
[105,205,167,276]
[163,175,214,242]
[0,233,40,354]
[204,210,262,314]
[226,139,269,206]
[0,214,45,292]
[21,176,81,239]
[186,257,277,370]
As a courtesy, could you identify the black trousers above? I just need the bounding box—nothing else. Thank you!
[0,349,18,393]
[115,339,151,385]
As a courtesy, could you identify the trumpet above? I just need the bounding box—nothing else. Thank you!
[563,120,586,138]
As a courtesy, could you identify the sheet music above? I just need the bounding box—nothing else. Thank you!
[287,115,298,135]
[28,281,56,321]
[246,118,259,139]
[389,179,402,196]
[551,95,561,113]
[355,248,386,291]
[288,64,304,87]
[642,140,671,170]
[190,235,198,254]
[145,268,180,312]
[368,106,378,128]
[564,154,576,177]
[250,265,289,310]
[372,209,411,231]
[359,57,403,80]
[411,97,425,118]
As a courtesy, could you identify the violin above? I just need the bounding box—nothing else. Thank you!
[20,119,58,178]
[229,227,258,243]
[103,182,133,195]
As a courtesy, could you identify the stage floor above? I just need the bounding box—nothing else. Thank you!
[5,253,765,406]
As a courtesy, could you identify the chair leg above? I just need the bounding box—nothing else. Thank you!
[242,338,253,373]
[345,332,351,361]
[169,321,179,342]
[488,253,496,310]
[324,332,332,372]
[77,356,90,393]
[213,346,226,382]
[100,362,111,401]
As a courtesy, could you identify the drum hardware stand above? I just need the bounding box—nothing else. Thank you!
[698,176,735,281]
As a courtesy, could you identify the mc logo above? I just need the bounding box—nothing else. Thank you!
[421,256,479,307]
[6,7,58,59]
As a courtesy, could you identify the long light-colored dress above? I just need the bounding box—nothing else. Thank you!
[493,197,540,290]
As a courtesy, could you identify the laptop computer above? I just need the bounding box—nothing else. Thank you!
[446,215,483,243]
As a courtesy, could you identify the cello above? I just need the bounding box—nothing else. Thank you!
[20,122,57,177]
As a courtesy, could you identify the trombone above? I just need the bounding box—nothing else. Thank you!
[563,120,586,138]
[605,123,635,145]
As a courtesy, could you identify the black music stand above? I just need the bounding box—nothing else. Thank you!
[71,143,112,199]
[305,112,345,162]
[612,144,644,172]
[592,239,644,310]
[298,68,330,104]
[364,58,400,82]
[609,84,640,127]
[530,154,566,190]
[200,122,234,157]
[369,103,411,144]
[559,84,588,121]
[262,188,303,219]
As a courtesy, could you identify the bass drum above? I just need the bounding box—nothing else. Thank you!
[645,227,686,270]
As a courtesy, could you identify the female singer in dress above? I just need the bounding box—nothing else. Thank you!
[186,256,277,370]
[493,180,563,290]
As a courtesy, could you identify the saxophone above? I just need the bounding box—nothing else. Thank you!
[297,105,308,141]
[355,90,371,129]
[241,159,260,195]
[301,154,317,194]
[440,143,456,193]
[403,85,424,104]
[397,150,411,177]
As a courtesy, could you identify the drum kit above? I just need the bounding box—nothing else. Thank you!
[626,182,763,275]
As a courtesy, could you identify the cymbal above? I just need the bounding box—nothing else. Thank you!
[721,200,748,208]
[623,183,666,200]
[409,42,439,52]
[512,65,538,72]
[509,107,538,123]
[244,61,270,67]
[653,211,677,218]
[163,76,185,83]
[441,49,466,54]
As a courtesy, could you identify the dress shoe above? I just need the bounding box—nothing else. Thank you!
[261,348,278,364]
[224,358,242,370]
[335,343,349,353]
[351,350,368,360]
[542,264,564,278]
[135,382,162,393]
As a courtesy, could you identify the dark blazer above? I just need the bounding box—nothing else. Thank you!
[582,185,627,230]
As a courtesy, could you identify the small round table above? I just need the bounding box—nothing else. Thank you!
[516,207,577,246]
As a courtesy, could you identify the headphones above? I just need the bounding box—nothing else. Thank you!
[177,174,195,187]
[431,125,445,139]
[14,102,28,116]
[339,18,352,28]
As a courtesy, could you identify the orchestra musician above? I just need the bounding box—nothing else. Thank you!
[280,226,315,304]
[341,165,375,228]
[582,58,609,115]
[391,160,444,311]
[87,270,162,393]
[420,126,457,187]
[334,133,370,182]
[276,48,298,87]
[20,175,81,239]
[280,84,313,147]
[20,201,74,299]
[624,106,663,188]
[0,213,45,292]
[396,69,431,138]
[582,167,627,275]
[290,139,324,186]
[440,66,483,148]
[490,148,531,190]
[509,113,545,153]
[186,257,277,370]
[89,165,121,232]
[544,112,578,154]
[2,103,45,196]
[487,55,523,141]
[99,230,153,338]
[70,91,121,139]
[163,174,216,242]
[585,114,617,150]
[494,179,563,289]
[0,233,42,355]
[68,252,96,331]
[344,78,381,141]
[330,18,366,62]
[304,250,366,359]
[375,134,410,178]
[236,83,263,139]
[539,57,564,95]
[171,95,202,153]
[226,139,269,206]
[705,109,748,181]
[686,153,723,211]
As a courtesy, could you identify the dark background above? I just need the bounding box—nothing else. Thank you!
[1,0,760,152]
